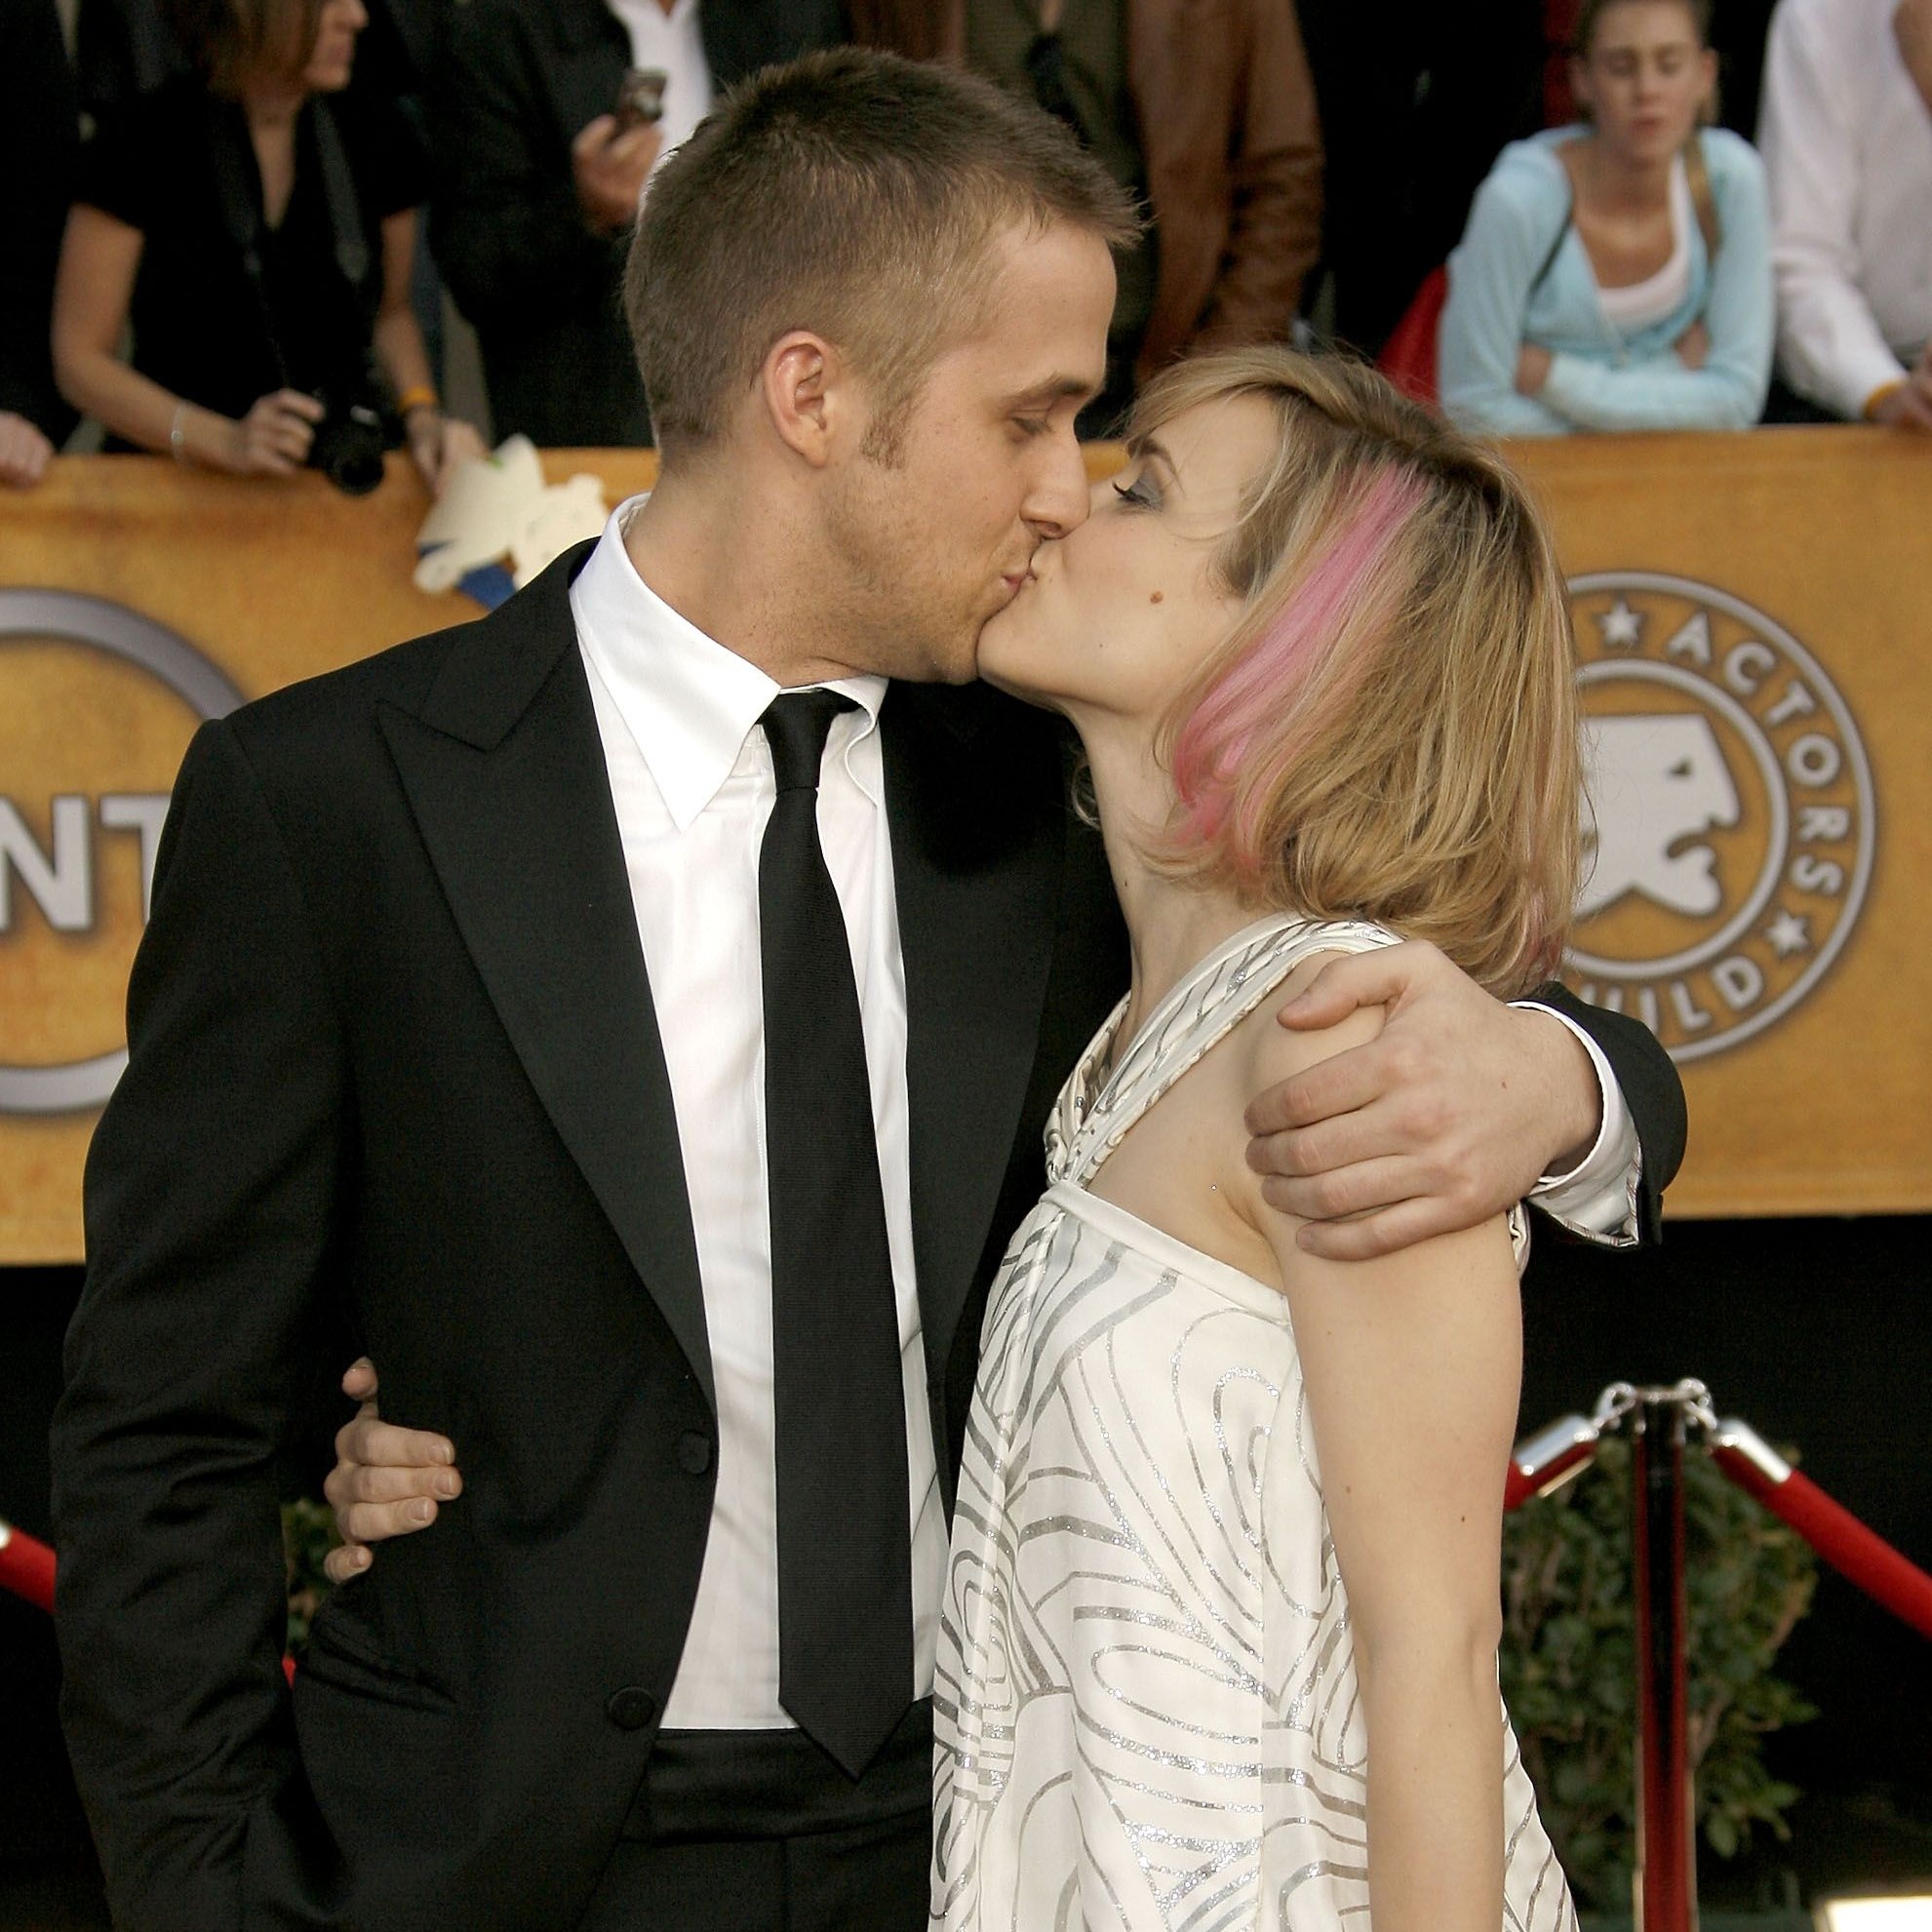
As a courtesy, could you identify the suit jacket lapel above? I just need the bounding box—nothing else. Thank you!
[885,683,1064,1397]
[378,547,713,1407]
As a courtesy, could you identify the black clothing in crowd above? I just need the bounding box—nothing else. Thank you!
[76,78,428,439]
[430,0,846,448]
[1,0,81,446]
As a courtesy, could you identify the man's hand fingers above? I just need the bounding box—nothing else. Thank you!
[1274,954,1404,1031]
[335,1496,440,1547]
[273,389,328,423]
[333,1416,453,1470]
[1246,1085,1415,1176]
[1274,944,1434,1035]
[1287,1195,1460,1261]
[1254,1155,1430,1225]
[572,113,617,160]
[340,1357,377,1400]
[1244,1034,1402,1137]
[328,1461,459,1510]
[323,1544,373,1586]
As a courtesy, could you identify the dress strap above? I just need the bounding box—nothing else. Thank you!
[1057,916,1400,1189]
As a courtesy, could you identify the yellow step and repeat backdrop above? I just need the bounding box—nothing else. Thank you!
[1,430,1927,1260]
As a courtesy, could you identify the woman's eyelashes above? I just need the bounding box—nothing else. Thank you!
[1112,472,1160,510]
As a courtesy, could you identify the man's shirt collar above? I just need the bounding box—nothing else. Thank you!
[573,497,887,830]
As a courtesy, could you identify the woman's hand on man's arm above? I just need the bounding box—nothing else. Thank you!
[321,1359,461,1585]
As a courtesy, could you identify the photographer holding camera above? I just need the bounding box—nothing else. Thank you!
[54,0,484,495]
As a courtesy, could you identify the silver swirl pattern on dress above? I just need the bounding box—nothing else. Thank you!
[933,915,1576,1932]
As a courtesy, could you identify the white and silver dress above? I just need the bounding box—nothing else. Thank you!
[931,915,1576,1932]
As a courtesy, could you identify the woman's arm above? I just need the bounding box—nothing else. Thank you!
[1241,988,1518,1932]
[53,202,323,472]
[1537,138,1775,431]
[1439,170,1575,438]
[372,207,486,496]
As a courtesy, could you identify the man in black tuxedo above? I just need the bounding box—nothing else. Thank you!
[54,49,1684,1932]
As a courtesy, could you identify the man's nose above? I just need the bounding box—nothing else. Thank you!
[1023,431,1093,540]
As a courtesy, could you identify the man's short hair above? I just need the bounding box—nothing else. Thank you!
[624,48,1140,458]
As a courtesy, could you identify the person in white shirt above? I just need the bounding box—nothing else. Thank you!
[1756,0,1932,426]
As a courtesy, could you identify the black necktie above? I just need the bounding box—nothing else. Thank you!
[758,690,913,1778]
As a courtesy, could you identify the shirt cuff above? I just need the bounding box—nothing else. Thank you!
[1512,1000,1642,1248]
[1811,344,1909,424]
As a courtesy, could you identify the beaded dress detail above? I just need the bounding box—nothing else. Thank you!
[931,915,1573,1932]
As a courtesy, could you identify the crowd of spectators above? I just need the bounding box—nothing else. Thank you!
[0,0,1925,492]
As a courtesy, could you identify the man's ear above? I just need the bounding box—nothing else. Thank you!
[759,332,851,468]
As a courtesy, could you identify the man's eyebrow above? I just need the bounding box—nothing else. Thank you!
[1003,375,1098,409]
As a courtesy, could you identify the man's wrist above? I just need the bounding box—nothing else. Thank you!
[1515,1003,1600,1176]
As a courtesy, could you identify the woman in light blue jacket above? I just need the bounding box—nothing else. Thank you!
[1440,0,1773,436]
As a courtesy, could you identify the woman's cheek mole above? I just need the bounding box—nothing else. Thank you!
[1149,590,1164,605]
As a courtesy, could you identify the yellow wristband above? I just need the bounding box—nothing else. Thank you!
[1863,379,1906,420]
[396,384,440,416]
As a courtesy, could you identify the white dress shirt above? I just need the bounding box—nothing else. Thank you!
[1518,1008,1642,1245]
[568,497,1646,1725]
[572,502,945,1729]
[606,0,714,195]
[1758,0,1932,416]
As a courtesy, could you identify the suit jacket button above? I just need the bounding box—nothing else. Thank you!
[607,1686,657,1732]
[676,1431,712,1476]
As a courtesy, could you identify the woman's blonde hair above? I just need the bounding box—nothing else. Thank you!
[1142,348,1580,998]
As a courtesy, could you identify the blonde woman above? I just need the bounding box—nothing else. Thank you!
[324,348,1583,1928]
[925,349,1579,1930]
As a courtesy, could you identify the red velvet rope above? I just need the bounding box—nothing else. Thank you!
[0,1518,56,1614]
[11,1440,1925,1653]
[1504,1438,1597,1514]
[1710,1445,1932,1642]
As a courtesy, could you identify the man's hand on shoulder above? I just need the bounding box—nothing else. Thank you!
[1242,940,1598,1260]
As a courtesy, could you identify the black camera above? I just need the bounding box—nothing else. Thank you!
[307,393,390,496]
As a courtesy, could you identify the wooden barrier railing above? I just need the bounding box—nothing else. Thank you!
[1,428,1927,1259]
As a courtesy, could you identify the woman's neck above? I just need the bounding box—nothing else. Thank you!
[1081,722,1273,1052]
[1572,130,1676,215]
[243,79,306,135]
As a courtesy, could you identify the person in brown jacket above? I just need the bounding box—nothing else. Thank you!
[850,0,1322,425]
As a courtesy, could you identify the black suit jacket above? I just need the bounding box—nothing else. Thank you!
[430,0,847,447]
[53,546,1684,1929]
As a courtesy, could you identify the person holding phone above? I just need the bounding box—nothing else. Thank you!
[432,0,846,448]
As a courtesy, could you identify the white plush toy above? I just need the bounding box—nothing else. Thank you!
[414,436,611,597]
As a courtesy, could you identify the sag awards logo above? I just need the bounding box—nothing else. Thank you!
[0,589,240,1115]
[1562,572,1875,1063]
